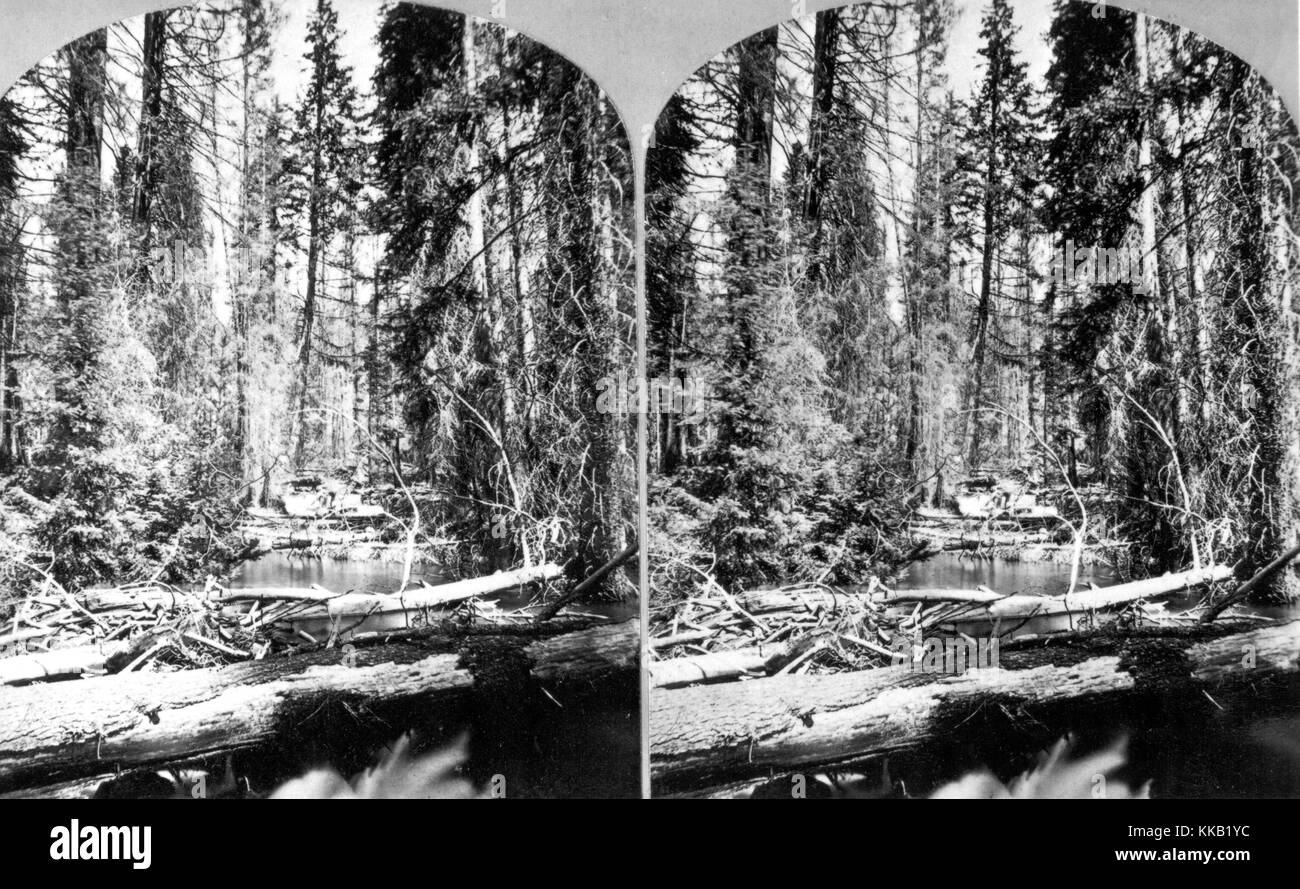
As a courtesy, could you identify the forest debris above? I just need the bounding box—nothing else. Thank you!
[0,619,638,794]
[649,560,1235,690]
[0,562,570,682]
[650,620,1300,790]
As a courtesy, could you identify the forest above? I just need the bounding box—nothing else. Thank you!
[0,0,635,597]
[646,0,1300,797]
[647,0,1299,599]
[0,0,638,798]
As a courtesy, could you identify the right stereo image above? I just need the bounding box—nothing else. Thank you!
[645,0,1300,798]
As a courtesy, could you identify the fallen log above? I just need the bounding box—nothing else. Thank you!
[1201,542,1300,623]
[737,589,870,615]
[0,618,637,793]
[536,541,639,621]
[985,565,1231,619]
[650,636,813,689]
[650,620,1300,790]
[318,562,564,619]
[649,630,713,649]
[883,588,1004,605]
[80,588,204,611]
[0,643,121,686]
[217,587,339,603]
[0,633,164,686]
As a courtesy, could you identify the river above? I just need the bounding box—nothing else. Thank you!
[227,551,638,621]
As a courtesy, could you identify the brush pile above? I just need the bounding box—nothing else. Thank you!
[648,564,1249,688]
[0,562,569,687]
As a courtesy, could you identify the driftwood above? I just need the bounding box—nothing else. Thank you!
[0,619,637,793]
[650,620,1300,790]
[650,630,713,649]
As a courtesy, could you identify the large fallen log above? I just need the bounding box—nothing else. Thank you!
[650,620,1299,791]
[319,562,564,619]
[737,589,870,615]
[80,588,206,611]
[883,588,1004,605]
[985,565,1231,619]
[0,618,636,793]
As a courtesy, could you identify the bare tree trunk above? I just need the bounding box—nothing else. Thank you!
[967,59,1000,469]
[1136,14,1181,444]
[132,11,166,253]
[292,90,325,468]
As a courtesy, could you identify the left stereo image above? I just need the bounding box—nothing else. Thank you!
[0,0,638,799]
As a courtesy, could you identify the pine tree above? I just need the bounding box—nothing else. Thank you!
[283,0,362,467]
[689,28,830,589]
[959,0,1037,468]
[0,96,28,471]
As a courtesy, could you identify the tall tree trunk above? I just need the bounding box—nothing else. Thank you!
[1135,13,1180,441]
[292,83,326,468]
[972,105,998,467]
[367,263,385,483]
[499,90,534,457]
[967,66,999,469]
[804,8,838,286]
[65,31,107,180]
[132,11,166,255]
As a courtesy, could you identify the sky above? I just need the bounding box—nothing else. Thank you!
[240,0,1065,132]
[948,0,1056,101]
[268,0,384,113]
[0,0,1117,322]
